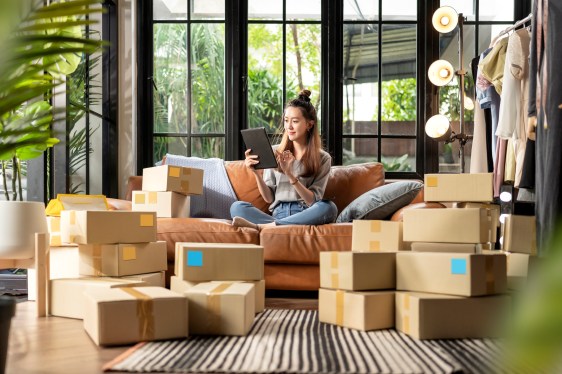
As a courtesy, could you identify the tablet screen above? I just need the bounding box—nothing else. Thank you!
[240,128,278,169]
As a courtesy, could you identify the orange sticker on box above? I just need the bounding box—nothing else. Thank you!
[369,241,380,252]
[122,246,137,261]
[140,214,154,227]
[148,192,158,204]
[182,168,192,176]
[168,166,180,178]
[370,221,381,232]
[426,176,438,187]
[135,193,146,204]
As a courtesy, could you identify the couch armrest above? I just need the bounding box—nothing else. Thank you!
[125,176,143,201]
[389,201,446,221]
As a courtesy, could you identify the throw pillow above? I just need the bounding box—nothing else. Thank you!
[336,180,423,223]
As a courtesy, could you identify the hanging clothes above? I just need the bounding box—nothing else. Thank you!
[479,38,509,96]
[477,48,502,163]
[470,56,488,173]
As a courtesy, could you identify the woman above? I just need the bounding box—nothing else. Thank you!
[231,89,338,230]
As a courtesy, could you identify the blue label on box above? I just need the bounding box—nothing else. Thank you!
[451,258,467,275]
[187,250,203,267]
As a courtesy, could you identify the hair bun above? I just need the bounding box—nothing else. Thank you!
[298,89,311,103]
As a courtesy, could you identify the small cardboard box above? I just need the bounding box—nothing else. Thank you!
[403,208,492,243]
[45,194,109,216]
[47,216,62,246]
[395,291,510,339]
[50,245,80,279]
[186,282,255,336]
[505,252,539,278]
[502,215,537,255]
[171,276,265,313]
[396,252,507,297]
[61,211,157,244]
[50,277,146,319]
[83,286,189,346]
[318,288,394,331]
[411,242,483,254]
[351,220,403,252]
[424,173,493,202]
[78,241,167,277]
[132,191,190,218]
[175,243,264,282]
[456,202,501,242]
[142,165,204,195]
[120,271,166,287]
[319,252,395,291]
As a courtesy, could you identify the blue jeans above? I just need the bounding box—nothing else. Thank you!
[230,200,338,226]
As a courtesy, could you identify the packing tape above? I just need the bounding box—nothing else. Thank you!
[369,241,380,252]
[370,221,381,232]
[335,290,344,326]
[140,214,154,227]
[330,252,339,289]
[485,255,495,294]
[69,210,76,225]
[121,288,155,341]
[169,166,180,178]
[181,181,190,193]
[402,294,411,334]
[182,168,192,176]
[50,234,62,247]
[123,246,137,261]
[148,192,158,204]
[92,244,102,276]
[426,176,438,187]
[134,193,146,204]
[207,282,234,333]
[49,217,61,232]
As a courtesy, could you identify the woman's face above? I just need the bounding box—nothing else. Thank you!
[284,106,312,143]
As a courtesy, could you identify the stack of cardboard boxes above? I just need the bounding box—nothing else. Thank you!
[170,242,265,336]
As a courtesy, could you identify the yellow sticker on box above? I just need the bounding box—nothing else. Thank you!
[369,241,380,252]
[182,168,192,176]
[135,193,146,204]
[426,176,438,187]
[148,192,158,204]
[122,246,137,261]
[140,214,154,227]
[370,221,381,232]
[168,166,180,178]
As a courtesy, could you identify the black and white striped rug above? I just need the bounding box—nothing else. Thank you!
[104,309,505,373]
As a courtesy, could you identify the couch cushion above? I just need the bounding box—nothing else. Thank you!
[265,264,320,291]
[225,161,270,213]
[323,162,385,214]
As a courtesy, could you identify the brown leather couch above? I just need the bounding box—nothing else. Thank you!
[115,161,442,290]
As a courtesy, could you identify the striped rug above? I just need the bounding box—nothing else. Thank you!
[104,309,505,373]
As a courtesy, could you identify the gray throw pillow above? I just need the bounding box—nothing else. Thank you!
[336,181,423,223]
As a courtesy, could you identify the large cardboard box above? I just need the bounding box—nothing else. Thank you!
[121,271,166,287]
[396,252,507,296]
[132,191,190,218]
[61,211,157,244]
[142,165,204,195]
[403,208,492,243]
[318,288,394,331]
[456,202,500,242]
[83,287,189,346]
[186,282,255,336]
[502,215,537,255]
[424,173,493,202]
[78,241,167,277]
[175,243,264,282]
[319,252,395,291]
[351,220,403,252]
[395,292,510,339]
[170,276,265,313]
[50,277,146,319]
[411,242,483,254]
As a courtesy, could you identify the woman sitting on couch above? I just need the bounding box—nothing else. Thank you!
[231,89,338,230]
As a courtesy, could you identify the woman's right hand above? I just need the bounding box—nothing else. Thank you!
[244,149,260,171]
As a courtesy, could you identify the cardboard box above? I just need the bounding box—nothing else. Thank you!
[424,173,493,202]
[142,165,204,195]
[61,211,157,244]
[403,208,492,243]
[502,215,537,255]
[132,191,190,218]
[186,282,255,336]
[319,252,395,291]
[318,288,394,331]
[170,276,265,313]
[47,216,62,246]
[456,202,500,242]
[78,241,167,277]
[121,271,166,287]
[395,291,510,339]
[175,243,264,282]
[351,220,403,252]
[50,277,146,319]
[50,246,80,279]
[83,286,189,346]
[505,252,539,278]
[396,252,507,296]
[411,242,483,254]
[45,194,109,216]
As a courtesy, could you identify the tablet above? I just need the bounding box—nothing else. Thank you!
[240,127,278,169]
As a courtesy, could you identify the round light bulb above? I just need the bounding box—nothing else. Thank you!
[428,60,455,86]
[500,191,512,202]
[499,214,508,224]
[425,114,451,141]
[440,16,450,26]
[432,6,459,33]
[464,95,475,110]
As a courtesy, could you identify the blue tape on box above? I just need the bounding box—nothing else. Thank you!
[187,250,203,267]
[451,258,467,275]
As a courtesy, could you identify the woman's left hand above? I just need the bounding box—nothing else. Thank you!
[277,150,296,178]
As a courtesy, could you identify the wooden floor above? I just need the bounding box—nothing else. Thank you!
[6,297,318,374]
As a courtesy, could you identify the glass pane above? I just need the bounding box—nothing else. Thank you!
[154,24,188,134]
[343,137,379,165]
[285,23,322,124]
[439,0,475,21]
[480,0,514,22]
[344,0,378,21]
[381,24,416,135]
[190,23,225,134]
[191,137,225,158]
[438,25,474,75]
[381,139,415,172]
[248,24,284,132]
[154,137,187,164]
[87,114,103,195]
[153,0,187,20]
[382,0,416,21]
[287,0,321,21]
[343,24,378,134]
[191,0,225,20]
[438,138,473,173]
[249,0,282,20]
[478,24,510,53]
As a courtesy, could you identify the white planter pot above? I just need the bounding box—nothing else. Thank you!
[0,201,47,259]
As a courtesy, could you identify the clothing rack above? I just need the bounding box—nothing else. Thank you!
[497,13,532,38]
